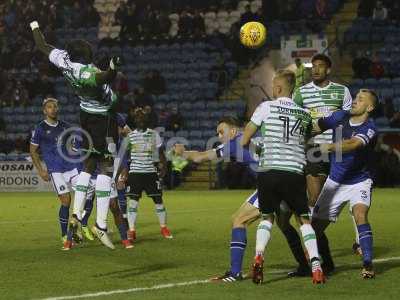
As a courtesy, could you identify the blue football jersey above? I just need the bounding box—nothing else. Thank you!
[30,120,80,173]
[215,133,258,176]
[318,110,377,184]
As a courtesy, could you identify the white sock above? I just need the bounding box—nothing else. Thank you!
[300,224,319,261]
[127,198,139,230]
[255,220,273,257]
[309,206,314,216]
[351,213,360,244]
[155,203,167,226]
[95,174,112,230]
[73,172,91,220]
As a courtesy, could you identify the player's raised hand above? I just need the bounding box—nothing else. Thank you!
[39,169,50,182]
[109,56,122,70]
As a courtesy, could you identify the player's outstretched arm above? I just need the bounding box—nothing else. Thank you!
[30,21,54,56]
[95,57,121,85]
[240,122,258,146]
[29,144,50,182]
[174,144,217,163]
[320,137,365,154]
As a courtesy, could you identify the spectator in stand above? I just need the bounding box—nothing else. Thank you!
[28,74,55,98]
[381,147,400,187]
[192,9,205,37]
[389,112,400,128]
[69,1,84,28]
[166,106,184,133]
[358,0,375,18]
[372,1,388,21]
[352,50,372,79]
[114,1,128,25]
[253,8,266,24]
[315,0,328,19]
[84,4,100,27]
[240,5,254,25]
[10,80,29,107]
[0,78,14,107]
[370,54,385,79]
[156,11,172,37]
[142,70,166,95]
[389,2,400,24]
[113,72,129,98]
[178,9,194,37]
[120,3,139,41]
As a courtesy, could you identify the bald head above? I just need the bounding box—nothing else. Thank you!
[272,69,296,99]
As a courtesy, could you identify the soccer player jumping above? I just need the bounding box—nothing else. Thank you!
[30,21,121,249]
[241,70,325,285]
[311,89,378,279]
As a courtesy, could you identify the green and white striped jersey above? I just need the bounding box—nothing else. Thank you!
[49,49,117,115]
[293,81,352,144]
[128,129,162,173]
[250,97,312,175]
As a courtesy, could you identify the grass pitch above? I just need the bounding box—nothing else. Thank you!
[1,189,400,300]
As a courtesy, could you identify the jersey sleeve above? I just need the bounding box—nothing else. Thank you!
[250,102,270,127]
[293,88,304,106]
[155,132,163,148]
[117,114,127,128]
[30,126,42,146]
[49,48,72,70]
[353,123,377,146]
[318,110,348,131]
[342,87,353,111]
[215,144,224,158]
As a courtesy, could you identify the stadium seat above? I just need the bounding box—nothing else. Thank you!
[189,130,202,139]
[175,130,189,139]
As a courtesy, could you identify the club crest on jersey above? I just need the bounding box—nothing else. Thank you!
[330,93,338,100]
[46,130,51,134]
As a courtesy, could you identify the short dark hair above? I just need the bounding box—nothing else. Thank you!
[311,53,332,68]
[218,116,241,127]
[65,39,93,64]
[360,88,378,110]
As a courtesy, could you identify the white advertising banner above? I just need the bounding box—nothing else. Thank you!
[281,34,328,65]
[0,161,53,192]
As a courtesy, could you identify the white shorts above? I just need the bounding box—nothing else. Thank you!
[245,190,290,213]
[85,178,117,200]
[50,168,79,195]
[313,177,373,222]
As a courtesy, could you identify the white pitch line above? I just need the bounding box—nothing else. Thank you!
[0,207,232,225]
[36,256,400,300]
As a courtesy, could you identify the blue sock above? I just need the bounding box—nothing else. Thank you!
[357,223,373,266]
[230,227,247,276]
[59,205,69,237]
[81,199,94,226]
[118,222,128,240]
[117,188,127,217]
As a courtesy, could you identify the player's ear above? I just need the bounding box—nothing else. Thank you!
[326,67,331,75]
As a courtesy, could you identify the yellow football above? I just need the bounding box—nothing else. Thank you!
[239,21,267,49]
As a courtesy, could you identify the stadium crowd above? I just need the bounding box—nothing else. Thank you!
[0,0,399,187]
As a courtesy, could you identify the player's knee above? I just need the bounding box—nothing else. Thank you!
[152,196,163,205]
[109,199,118,213]
[232,214,246,228]
[352,204,369,225]
[59,194,71,206]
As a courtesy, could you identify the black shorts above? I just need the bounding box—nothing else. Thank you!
[305,161,330,177]
[80,110,119,155]
[257,170,309,217]
[304,144,330,177]
[126,173,162,198]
